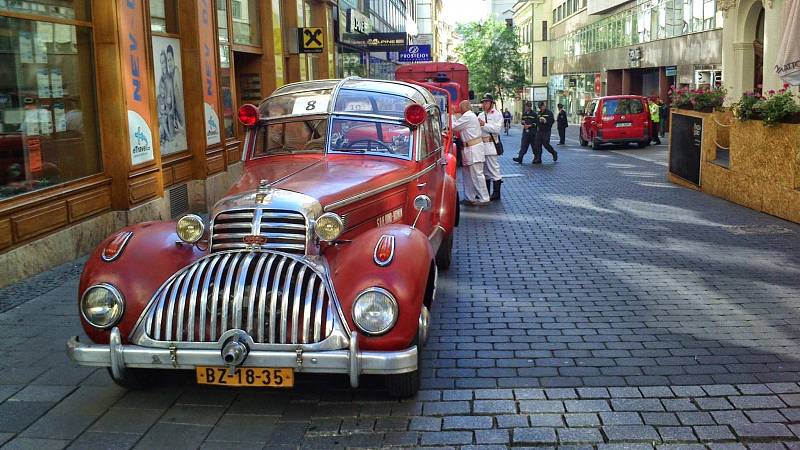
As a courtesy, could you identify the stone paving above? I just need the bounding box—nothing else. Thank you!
[0,125,799,449]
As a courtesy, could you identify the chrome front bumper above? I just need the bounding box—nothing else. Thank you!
[67,328,417,388]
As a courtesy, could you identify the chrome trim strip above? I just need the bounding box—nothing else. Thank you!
[175,264,199,342]
[302,275,315,344]
[279,261,297,343]
[232,253,255,330]
[198,255,222,341]
[163,272,186,341]
[187,258,209,341]
[246,254,267,334]
[269,258,286,343]
[291,266,307,344]
[209,254,232,341]
[257,254,277,342]
[323,161,438,212]
[313,282,325,343]
[220,253,242,337]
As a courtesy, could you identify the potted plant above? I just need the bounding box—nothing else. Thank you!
[668,86,726,112]
[731,91,763,121]
[757,85,800,126]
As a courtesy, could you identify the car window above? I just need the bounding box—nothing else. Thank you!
[329,118,412,159]
[602,99,644,115]
[334,90,412,117]
[428,112,442,152]
[586,101,597,116]
[252,119,328,157]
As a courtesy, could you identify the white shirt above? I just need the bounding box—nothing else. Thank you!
[451,110,485,165]
[478,108,503,156]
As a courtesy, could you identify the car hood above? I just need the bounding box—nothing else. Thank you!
[228,154,417,210]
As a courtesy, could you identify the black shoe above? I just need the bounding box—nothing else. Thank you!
[532,159,542,164]
[654,140,661,145]
[485,179,492,197]
[553,152,558,162]
[490,180,502,201]
[512,157,522,164]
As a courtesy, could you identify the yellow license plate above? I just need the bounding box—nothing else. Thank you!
[195,367,294,388]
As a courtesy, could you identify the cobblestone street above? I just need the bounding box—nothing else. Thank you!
[1,125,799,449]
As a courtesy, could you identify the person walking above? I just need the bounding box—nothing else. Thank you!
[513,102,538,164]
[556,103,568,145]
[477,93,503,200]
[659,99,668,138]
[533,101,558,164]
[502,108,512,135]
[648,97,661,145]
[451,100,490,206]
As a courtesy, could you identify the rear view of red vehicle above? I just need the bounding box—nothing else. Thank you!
[579,95,651,149]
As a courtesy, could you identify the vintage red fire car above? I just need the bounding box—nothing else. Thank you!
[67,78,460,397]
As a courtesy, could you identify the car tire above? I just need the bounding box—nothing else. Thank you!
[590,137,601,150]
[579,130,588,147]
[435,232,453,271]
[107,367,161,390]
[385,335,421,398]
[637,140,650,148]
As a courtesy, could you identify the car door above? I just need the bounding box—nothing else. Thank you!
[412,113,442,237]
[582,100,597,139]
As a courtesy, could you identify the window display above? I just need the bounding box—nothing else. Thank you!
[0,15,101,200]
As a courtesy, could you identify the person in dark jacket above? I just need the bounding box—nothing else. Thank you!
[533,102,558,163]
[512,102,538,164]
[659,101,668,137]
[556,103,568,145]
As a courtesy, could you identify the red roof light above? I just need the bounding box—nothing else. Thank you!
[238,104,259,127]
[404,104,427,126]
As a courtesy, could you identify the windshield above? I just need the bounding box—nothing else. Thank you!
[330,118,412,159]
[252,118,328,157]
[602,99,644,115]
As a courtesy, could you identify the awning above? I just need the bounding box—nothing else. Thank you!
[776,0,800,85]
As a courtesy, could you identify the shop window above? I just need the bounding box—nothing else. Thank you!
[0,0,90,21]
[217,1,236,140]
[232,0,261,46]
[0,14,101,200]
[542,21,547,41]
[149,0,178,34]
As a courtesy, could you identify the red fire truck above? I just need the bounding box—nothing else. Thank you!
[395,63,474,165]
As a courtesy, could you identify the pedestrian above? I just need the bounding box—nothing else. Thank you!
[502,108,512,135]
[556,103,568,145]
[512,102,537,164]
[659,99,668,138]
[648,97,661,145]
[477,93,504,200]
[533,101,558,164]
[451,100,490,206]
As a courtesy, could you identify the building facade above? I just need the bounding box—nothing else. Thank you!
[514,0,553,113]
[491,0,519,22]
[549,0,724,122]
[0,0,337,287]
[411,0,442,60]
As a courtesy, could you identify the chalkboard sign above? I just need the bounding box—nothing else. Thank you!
[669,112,703,185]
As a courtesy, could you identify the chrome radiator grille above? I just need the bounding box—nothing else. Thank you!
[211,209,307,254]
[143,252,335,344]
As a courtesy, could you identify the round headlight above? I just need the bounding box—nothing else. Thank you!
[177,214,204,243]
[352,288,398,335]
[80,283,124,329]
[314,213,344,242]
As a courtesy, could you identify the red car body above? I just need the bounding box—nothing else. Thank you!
[578,95,651,149]
[67,78,459,397]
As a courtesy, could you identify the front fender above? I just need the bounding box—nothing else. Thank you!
[79,221,206,344]
[325,224,434,351]
[438,173,458,234]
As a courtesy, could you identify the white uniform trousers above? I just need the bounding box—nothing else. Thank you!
[484,155,501,181]
[464,162,490,203]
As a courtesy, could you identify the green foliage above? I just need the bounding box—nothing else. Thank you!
[732,84,800,126]
[456,20,526,108]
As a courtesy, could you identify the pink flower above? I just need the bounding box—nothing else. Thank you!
[784,83,790,89]
[768,89,776,95]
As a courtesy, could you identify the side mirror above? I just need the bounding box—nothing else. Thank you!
[468,90,475,100]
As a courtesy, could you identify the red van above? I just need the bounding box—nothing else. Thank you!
[579,95,651,149]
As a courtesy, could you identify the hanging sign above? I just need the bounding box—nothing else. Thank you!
[118,0,154,165]
[198,0,221,145]
[399,45,432,63]
[299,27,324,53]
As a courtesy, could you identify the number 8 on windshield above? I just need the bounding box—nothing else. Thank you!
[292,95,330,115]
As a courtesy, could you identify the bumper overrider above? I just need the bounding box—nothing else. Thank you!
[67,328,418,388]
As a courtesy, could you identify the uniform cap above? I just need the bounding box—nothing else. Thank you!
[481,93,494,102]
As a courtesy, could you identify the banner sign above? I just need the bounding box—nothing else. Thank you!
[298,27,324,53]
[399,45,432,62]
[367,32,407,51]
[118,0,154,165]
[198,0,221,145]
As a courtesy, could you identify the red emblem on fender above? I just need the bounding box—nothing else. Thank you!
[243,235,267,245]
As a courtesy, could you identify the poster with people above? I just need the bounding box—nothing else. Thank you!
[152,36,187,155]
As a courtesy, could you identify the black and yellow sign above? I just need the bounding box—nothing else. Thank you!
[298,27,324,53]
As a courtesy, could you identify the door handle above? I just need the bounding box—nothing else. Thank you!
[416,182,427,188]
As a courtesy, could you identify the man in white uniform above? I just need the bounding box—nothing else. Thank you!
[477,93,503,201]
[451,100,490,205]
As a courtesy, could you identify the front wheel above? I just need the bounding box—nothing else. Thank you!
[590,137,601,150]
[637,140,650,148]
[435,232,453,271]
[579,130,588,146]
[385,336,421,398]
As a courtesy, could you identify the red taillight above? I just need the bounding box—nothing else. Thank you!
[373,234,396,267]
[404,104,427,126]
[101,231,133,262]
[238,104,259,127]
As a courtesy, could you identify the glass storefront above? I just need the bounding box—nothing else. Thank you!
[0,12,101,200]
[217,0,236,140]
[555,0,723,59]
[231,0,261,46]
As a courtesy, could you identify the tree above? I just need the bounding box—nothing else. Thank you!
[456,20,526,109]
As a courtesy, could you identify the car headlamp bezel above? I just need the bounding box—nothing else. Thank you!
[176,214,205,244]
[80,283,125,329]
[314,212,345,242]
[352,287,399,336]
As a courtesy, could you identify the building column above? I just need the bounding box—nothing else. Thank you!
[312,1,335,79]
[762,0,784,92]
[262,0,286,93]
[622,69,632,94]
[733,42,756,95]
[658,66,669,102]
[607,70,622,95]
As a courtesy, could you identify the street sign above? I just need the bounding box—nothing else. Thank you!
[298,27,324,53]
[666,66,677,76]
[399,45,432,62]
